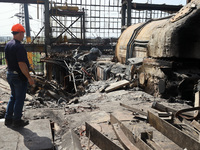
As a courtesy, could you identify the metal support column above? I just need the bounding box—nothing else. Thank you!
[82,8,86,45]
[121,2,126,32]
[44,0,50,56]
[44,0,51,80]
[24,3,34,68]
[127,0,132,27]
[24,3,31,42]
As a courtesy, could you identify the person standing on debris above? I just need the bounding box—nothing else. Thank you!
[4,23,34,127]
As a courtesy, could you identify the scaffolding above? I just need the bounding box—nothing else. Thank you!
[50,0,182,45]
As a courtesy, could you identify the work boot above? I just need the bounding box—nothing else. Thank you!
[12,119,29,128]
[4,118,12,126]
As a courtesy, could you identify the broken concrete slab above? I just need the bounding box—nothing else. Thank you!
[105,80,130,92]
[0,119,53,150]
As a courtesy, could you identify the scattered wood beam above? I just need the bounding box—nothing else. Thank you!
[151,102,177,113]
[195,91,200,116]
[191,120,200,132]
[146,139,163,150]
[147,111,200,150]
[105,80,129,92]
[110,114,153,150]
[141,131,163,150]
[152,102,193,117]
[85,122,123,150]
[120,103,147,116]
[112,123,139,150]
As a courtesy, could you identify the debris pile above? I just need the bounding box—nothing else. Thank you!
[77,101,200,150]
[1,46,200,150]
[27,47,142,110]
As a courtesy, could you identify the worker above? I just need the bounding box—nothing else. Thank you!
[4,23,34,127]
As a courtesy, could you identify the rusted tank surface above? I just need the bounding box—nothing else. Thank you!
[116,0,200,100]
[116,0,200,63]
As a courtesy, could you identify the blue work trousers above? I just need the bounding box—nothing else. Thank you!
[5,72,28,121]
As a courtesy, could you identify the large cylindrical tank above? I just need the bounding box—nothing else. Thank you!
[116,0,200,64]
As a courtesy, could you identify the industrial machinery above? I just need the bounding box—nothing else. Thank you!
[115,0,200,100]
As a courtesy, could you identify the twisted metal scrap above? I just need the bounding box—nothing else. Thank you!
[175,106,200,120]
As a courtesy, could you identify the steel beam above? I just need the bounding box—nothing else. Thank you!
[82,8,86,45]
[50,16,81,44]
[132,3,182,12]
[49,9,84,17]
[151,102,194,117]
[147,111,200,150]
[51,16,80,42]
[0,44,45,52]
[120,103,148,116]
[0,0,45,4]
[110,114,153,150]
[112,123,139,150]
[44,0,50,56]
[152,102,177,114]
[127,0,132,27]
[24,4,31,39]
[121,3,126,32]
[85,122,123,150]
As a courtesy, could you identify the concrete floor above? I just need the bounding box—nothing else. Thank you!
[0,119,53,150]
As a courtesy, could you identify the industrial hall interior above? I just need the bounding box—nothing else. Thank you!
[1,0,200,150]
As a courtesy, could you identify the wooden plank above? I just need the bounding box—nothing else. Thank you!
[191,120,200,132]
[152,102,193,117]
[105,80,129,92]
[146,139,164,150]
[195,91,200,115]
[195,91,200,107]
[112,123,139,150]
[120,103,147,116]
[151,102,177,113]
[141,131,164,150]
[110,114,153,150]
[147,111,200,150]
[85,122,123,150]
[158,112,172,117]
